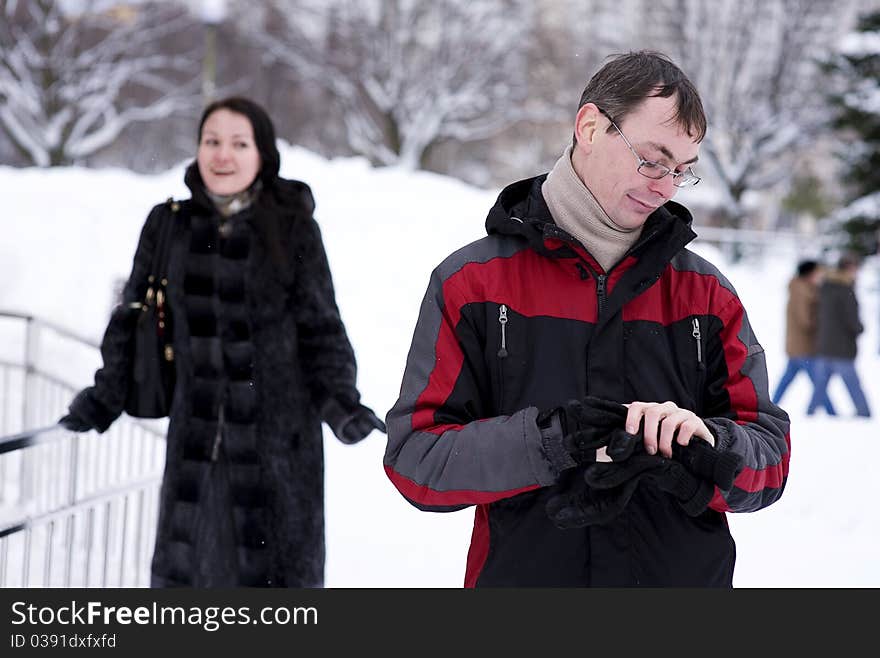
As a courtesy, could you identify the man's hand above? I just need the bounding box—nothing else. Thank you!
[537,396,628,473]
[624,401,714,458]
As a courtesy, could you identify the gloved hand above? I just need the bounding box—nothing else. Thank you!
[584,453,715,517]
[596,427,744,489]
[58,412,93,433]
[321,396,386,445]
[671,438,743,490]
[337,404,386,444]
[548,454,712,530]
[546,432,740,529]
[546,475,642,529]
[537,396,628,473]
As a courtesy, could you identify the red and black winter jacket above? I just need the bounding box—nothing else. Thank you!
[384,175,790,587]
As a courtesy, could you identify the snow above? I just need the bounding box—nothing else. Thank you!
[1,143,878,587]
[839,28,880,57]
[832,188,880,225]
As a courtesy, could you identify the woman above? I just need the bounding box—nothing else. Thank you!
[59,97,385,587]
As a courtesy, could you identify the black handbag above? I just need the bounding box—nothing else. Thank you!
[124,199,182,418]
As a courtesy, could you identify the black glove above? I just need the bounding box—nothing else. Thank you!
[594,421,743,490]
[58,412,93,433]
[584,454,715,517]
[546,475,643,529]
[546,436,730,529]
[338,405,386,444]
[671,438,743,490]
[537,396,628,472]
[321,396,386,445]
[547,454,712,530]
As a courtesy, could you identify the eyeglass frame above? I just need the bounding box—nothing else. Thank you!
[596,107,701,188]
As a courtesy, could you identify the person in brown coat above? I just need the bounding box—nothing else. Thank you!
[808,253,872,418]
[772,260,833,412]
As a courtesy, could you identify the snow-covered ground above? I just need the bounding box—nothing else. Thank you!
[1,144,878,587]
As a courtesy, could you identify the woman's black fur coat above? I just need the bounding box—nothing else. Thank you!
[68,170,362,587]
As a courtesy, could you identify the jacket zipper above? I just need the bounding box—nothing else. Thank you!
[497,304,509,358]
[596,274,607,316]
[575,260,605,393]
[578,260,607,317]
[692,317,702,366]
[497,304,509,411]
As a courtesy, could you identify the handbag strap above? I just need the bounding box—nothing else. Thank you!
[150,198,185,282]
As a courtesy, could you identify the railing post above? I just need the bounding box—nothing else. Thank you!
[17,317,40,506]
[68,432,79,507]
[22,315,40,430]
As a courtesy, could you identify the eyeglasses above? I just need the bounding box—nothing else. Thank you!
[597,108,701,188]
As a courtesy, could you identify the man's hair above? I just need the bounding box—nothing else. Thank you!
[797,260,819,277]
[574,50,706,145]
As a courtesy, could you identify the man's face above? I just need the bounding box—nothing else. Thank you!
[571,94,701,230]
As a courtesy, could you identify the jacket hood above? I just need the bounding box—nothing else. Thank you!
[484,174,695,260]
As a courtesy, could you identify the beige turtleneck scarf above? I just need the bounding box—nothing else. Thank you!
[206,181,260,219]
[541,145,642,272]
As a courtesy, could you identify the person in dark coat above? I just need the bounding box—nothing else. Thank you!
[807,253,871,418]
[59,96,386,587]
[772,260,833,412]
[384,51,789,587]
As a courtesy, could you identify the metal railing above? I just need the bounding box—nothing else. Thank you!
[691,225,830,262]
[0,311,166,587]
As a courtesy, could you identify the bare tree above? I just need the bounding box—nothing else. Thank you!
[245,0,541,169]
[636,0,859,226]
[0,0,200,166]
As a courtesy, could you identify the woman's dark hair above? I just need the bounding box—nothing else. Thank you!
[574,50,707,146]
[196,96,281,191]
[191,96,291,270]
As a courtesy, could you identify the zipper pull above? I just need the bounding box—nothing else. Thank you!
[692,317,702,364]
[497,304,509,358]
[596,274,607,315]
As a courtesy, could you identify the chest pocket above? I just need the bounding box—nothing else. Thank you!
[668,314,709,413]
[492,303,519,414]
[622,314,710,413]
[487,302,588,415]
[690,315,708,412]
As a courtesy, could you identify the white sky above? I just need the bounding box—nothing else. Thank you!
[1,144,878,587]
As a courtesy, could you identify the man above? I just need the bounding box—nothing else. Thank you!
[772,260,833,412]
[808,253,871,417]
[384,51,790,587]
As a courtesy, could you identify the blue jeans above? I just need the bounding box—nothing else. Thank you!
[807,357,872,417]
[772,357,831,409]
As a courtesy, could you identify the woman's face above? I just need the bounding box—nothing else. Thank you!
[196,108,261,196]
